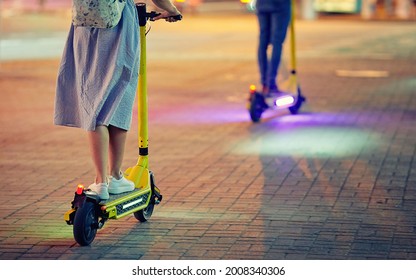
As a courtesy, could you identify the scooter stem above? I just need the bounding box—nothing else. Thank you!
[137,3,149,160]
[290,0,297,76]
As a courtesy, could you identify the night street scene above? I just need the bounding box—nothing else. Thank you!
[0,0,415,278]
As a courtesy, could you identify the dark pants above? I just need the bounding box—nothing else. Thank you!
[257,6,291,91]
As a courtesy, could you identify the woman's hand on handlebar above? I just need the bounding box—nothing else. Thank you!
[153,11,182,22]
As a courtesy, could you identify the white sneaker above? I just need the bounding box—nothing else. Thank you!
[86,182,109,200]
[108,174,135,194]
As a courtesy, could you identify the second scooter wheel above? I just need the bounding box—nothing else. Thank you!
[288,86,306,115]
[73,201,99,246]
[249,93,266,123]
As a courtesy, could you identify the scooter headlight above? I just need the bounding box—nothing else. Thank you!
[275,95,295,108]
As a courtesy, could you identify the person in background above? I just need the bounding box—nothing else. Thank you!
[255,0,291,95]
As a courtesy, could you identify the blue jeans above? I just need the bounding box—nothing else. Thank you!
[257,7,291,91]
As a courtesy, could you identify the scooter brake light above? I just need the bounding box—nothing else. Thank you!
[275,95,295,107]
[249,84,256,93]
[76,184,84,195]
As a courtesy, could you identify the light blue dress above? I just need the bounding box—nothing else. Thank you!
[54,0,140,131]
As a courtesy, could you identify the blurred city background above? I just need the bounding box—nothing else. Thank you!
[1,0,415,61]
[1,0,415,19]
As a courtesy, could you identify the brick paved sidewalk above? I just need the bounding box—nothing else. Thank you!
[0,13,415,260]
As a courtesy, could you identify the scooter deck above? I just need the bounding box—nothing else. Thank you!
[100,188,144,205]
[99,187,152,219]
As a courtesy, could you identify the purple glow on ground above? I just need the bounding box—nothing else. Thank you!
[148,103,250,124]
[228,111,385,158]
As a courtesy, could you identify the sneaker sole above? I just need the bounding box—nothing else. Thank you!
[108,187,135,195]
[85,190,110,200]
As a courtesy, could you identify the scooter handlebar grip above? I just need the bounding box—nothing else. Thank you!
[171,14,183,21]
[149,13,183,21]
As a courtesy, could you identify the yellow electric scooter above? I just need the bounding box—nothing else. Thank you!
[248,0,306,122]
[64,3,182,246]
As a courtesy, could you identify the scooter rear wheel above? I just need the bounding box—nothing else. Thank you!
[73,201,98,246]
[249,93,265,123]
[134,203,154,222]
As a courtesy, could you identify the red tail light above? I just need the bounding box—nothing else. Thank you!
[76,184,84,195]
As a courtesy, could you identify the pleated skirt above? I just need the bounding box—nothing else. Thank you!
[54,0,140,131]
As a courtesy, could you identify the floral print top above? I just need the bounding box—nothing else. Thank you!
[72,0,127,28]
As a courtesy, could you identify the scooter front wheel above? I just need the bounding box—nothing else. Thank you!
[73,201,99,246]
[289,86,306,115]
[134,203,154,222]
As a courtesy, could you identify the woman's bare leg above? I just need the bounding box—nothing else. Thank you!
[108,125,128,179]
[88,125,109,184]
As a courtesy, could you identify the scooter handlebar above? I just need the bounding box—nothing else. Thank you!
[136,3,182,26]
[147,11,182,22]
